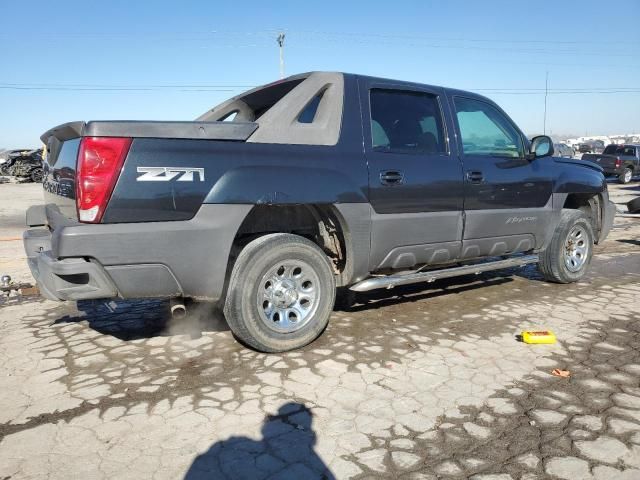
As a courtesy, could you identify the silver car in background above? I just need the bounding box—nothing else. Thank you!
[554,143,575,158]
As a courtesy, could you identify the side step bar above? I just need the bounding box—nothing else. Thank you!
[350,254,539,292]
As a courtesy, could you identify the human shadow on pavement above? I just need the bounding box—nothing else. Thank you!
[185,402,335,480]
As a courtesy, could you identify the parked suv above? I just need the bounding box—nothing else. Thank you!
[25,72,615,351]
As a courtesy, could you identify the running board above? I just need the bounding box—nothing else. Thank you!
[349,254,539,292]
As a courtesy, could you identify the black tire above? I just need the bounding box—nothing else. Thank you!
[619,167,633,184]
[538,209,594,284]
[223,233,336,352]
[30,168,44,183]
[627,196,640,214]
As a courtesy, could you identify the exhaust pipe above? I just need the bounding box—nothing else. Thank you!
[170,298,187,319]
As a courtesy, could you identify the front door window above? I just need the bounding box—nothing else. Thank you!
[454,97,523,158]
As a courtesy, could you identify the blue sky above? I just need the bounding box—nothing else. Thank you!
[1,0,639,147]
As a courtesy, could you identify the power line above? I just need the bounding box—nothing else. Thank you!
[1,82,639,95]
[1,28,635,57]
[282,30,637,57]
[1,28,631,46]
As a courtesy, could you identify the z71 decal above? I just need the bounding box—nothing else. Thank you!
[136,166,205,182]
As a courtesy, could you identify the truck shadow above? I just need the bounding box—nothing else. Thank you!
[342,276,512,313]
[53,298,229,341]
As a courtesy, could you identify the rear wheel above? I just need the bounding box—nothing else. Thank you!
[619,167,633,184]
[539,209,594,283]
[224,233,336,352]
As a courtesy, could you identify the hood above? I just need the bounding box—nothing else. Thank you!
[553,156,603,173]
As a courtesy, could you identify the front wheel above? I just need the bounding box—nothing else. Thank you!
[619,167,633,184]
[224,233,336,352]
[538,209,594,283]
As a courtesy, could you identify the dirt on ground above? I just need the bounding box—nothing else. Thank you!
[0,181,639,479]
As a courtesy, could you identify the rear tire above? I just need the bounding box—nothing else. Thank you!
[619,167,633,184]
[223,233,336,352]
[627,196,640,214]
[539,209,594,284]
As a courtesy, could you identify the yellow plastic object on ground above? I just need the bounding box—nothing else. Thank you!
[522,330,557,344]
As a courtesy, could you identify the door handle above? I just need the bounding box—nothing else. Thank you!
[380,170,404,185]
[466,171,484,183]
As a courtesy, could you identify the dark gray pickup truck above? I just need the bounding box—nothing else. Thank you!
[582,144,640,184]
[24,72,616,351]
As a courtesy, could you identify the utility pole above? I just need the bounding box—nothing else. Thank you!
[277,32,286,79]
[543,71,549,135]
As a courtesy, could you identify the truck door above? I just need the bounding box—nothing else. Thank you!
[360,81,465,271]
[449,94,554,259]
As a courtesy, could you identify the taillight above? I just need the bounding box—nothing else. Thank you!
[615,158,622,168]
[76,137,131,223]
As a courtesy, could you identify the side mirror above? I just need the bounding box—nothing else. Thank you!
[527,135,554,159]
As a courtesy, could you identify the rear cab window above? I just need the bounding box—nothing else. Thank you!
[603,145,622,155]
[198,73,344,146]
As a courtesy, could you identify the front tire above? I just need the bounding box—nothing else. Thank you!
[539,209,594,284]
[619,167,633,184]
[223,233,336,352]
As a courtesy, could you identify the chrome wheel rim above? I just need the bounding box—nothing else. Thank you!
[564,225,589,272]
[624,169,632,183]
[257,261,320,333]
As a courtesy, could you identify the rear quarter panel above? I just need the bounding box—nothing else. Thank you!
[103,139,368,223]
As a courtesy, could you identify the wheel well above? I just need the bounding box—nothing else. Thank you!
[231,205,352,286]
[563,193,603,242]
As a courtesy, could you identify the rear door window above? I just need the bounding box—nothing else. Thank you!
[369,89,447,154]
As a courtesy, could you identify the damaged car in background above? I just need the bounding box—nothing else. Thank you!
[0,148,44,182]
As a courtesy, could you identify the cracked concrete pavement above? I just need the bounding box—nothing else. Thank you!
[0,182,639,479]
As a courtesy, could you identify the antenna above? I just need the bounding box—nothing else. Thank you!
[543,71,549,135]
[277,32,286,79]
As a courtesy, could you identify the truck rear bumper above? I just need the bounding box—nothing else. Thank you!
[24,204,252,302]
[602,167,623,176]
[24,229,117,301]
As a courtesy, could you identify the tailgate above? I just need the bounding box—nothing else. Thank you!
[41,122,83,221]
[39,120,259,223]
[581,153,618,170]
